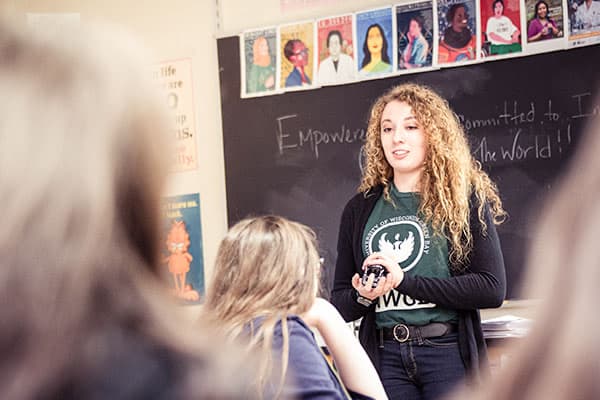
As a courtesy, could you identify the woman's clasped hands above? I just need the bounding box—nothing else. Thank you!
[352,252,405,300]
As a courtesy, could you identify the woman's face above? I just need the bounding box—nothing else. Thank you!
[452,6,468,31]
[380,101,427,180]
[494,1,504,17]
[367,26,383,55]
[537,3,548,18]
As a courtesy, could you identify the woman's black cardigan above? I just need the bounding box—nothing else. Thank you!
[330,185,506,384]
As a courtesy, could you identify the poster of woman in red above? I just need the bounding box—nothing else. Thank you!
[481,0,523,56]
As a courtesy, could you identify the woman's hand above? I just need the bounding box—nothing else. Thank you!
[351,252,404,300]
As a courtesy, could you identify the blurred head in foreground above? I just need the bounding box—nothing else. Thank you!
[0,18,253,399]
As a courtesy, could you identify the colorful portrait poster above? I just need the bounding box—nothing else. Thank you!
[438,0,479,64]
[524,0,565,44]
[480,0,523,56]
[279,21,315,90]
[355,7,394,78]
[152,59,198,173]
[567,0,600,47]
[161,193,204,304]
[396,1,434,71]
[241,28,278,97]
[316,14,356,85]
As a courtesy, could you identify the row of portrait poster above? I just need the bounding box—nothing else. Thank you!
[240,0,600,98]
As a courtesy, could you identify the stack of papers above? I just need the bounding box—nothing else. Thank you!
[482,315,532,339]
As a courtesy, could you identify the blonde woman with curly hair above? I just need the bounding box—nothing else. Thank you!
[204,215,387,400]
[331,83,507,400]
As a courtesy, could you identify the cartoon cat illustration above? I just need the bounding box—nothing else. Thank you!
[164,221,193,295]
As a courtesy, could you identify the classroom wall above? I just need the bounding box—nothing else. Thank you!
[1,0,228,285]
[1,1,537,319]
[218,0,396,36]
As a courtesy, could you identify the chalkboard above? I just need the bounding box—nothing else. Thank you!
[217,35,599,299]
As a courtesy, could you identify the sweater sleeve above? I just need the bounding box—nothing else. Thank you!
[330,197,375,322]
[396,200,506,310]
[282,318,348,400]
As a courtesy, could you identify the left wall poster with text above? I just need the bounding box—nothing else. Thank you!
[152,59,198,173]
[161,193,204,304]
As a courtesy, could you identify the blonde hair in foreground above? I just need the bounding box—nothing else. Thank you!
[0,19,252,399]
[360,83,506,266]
[448,103,600,400]
[204,215,321,397]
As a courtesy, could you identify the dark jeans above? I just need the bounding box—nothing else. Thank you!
[378,333,466,400]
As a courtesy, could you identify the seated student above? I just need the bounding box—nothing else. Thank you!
[445,109,600,400]
[203,215,388,400]
[0,19,254,399]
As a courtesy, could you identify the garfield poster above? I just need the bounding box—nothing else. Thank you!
[161,193,204,303]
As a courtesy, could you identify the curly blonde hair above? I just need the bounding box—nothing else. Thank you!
[359,83,506,267]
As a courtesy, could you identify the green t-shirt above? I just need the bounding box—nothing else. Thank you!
[362,185,458,328]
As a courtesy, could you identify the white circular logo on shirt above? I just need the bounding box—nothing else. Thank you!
[365,215,430,272]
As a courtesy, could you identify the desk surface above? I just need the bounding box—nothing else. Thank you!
[480,299,540,321]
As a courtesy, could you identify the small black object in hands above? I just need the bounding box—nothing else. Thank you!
[361,264,388,288]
